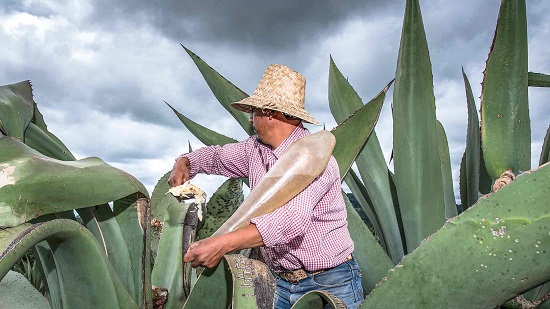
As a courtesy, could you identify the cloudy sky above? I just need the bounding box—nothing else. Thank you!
[1,0,549,200]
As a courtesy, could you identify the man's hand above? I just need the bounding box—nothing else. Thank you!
[184,236,227,268]
[183,224,265,268]
[168,157,190,188]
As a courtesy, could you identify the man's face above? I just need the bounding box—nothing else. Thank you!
[249,108,272,144]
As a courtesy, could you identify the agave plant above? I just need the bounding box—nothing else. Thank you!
[156,0,549,308]
[0,81,153,308]
[1,0,549,308]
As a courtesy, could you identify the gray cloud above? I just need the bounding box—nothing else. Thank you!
[89,0,395,51]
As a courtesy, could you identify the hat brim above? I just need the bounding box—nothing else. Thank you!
[232,97,320,125]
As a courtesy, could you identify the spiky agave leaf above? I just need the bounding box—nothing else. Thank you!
[0,136,148,227]
[328,57,403,263]
[528,72,550,87]
[361,163,550,308]
[481,0,530,180]
[0,220,138,308]
[0,81,34,140]
[392,0,445,251]
[182,45,254,136]
[461,69,481,211]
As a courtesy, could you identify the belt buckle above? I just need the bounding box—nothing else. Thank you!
[281,269,307,284]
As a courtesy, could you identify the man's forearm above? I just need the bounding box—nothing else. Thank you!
[220,223,264,253]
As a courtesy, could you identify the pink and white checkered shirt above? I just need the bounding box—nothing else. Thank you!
[182,125,354,272]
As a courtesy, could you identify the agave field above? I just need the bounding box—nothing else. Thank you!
[1,0,549,308]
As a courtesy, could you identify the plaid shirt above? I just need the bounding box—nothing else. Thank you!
[182,125,354,272]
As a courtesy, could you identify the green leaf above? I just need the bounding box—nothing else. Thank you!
[344,193,393,295]
[328,57,402,263]
[152,201,191,309]
[343,171,386,252]
[361,163,550,308]
[0,136,148,227]
[0,81,34,140]
[24,122,75,161]
[462,69,481,210]
[197,178,244,239]
[183,259,232,309]
[182,45,254,136]
[292,290,346,309]
[481,0,530,179]
[76,204,138,302]
[30,102,75,160]
[331,81,390,179]
[436,121,457,219]
[33,242,62,308]
[167,102,238,146]
[0,220,138,308]
[113,194,152,308]
[0,271,50,309]
[392,0,445,251]
[150,171,179,260]
[528,72,550,87]
[539,125,550,166]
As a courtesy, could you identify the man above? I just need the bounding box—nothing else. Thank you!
[168,64,364,309]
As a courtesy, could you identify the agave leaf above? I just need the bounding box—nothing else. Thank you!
[0,81,34,140]
[151,201,191,309]
[33,242,63,308]
[539,125,550,166]
[327,60,399,248]
[361,163,550,308]
[344,171,386,252]
[0,136,148,227]
[24,122,75,161]
[76,204,138,302]
[522,281,550,308]
[167,102,237,146]
[0,220,138,308]
[150,171,179,260]
[479,143,493,195]
[461,69,481,210]
[197,178,244,239]
[481,0,530,180]
[0,271,50,309]
[291,290,346,309]
[528,72,550,87]
[344,193,393,295]
[436,121,457,219]
[182,45,254,136]
[30,102,75,159]
[392,0,445,251]
[182,258,231,309]
[225,254,275,309]
[330,79,391,179]
[459,152,467,213]
[113,194,152,308]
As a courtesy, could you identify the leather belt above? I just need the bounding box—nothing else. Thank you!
[279,255,353,284]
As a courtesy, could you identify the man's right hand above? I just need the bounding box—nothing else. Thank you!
[168,156,191,188]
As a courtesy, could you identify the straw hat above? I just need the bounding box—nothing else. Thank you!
[231,64,320,125]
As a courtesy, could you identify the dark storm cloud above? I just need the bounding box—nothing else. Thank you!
[89,0,397,51]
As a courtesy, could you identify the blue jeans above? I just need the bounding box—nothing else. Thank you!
[273,259,364,309]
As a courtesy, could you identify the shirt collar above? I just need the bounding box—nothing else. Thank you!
[272,123,309,159]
